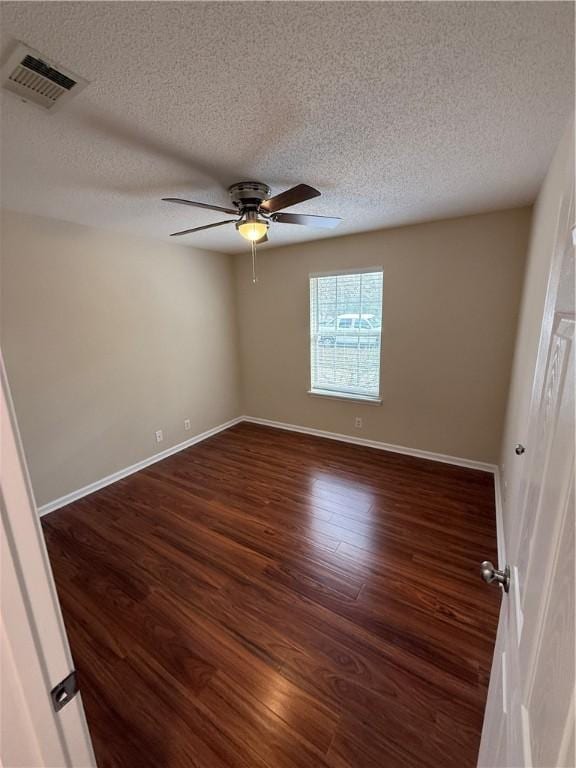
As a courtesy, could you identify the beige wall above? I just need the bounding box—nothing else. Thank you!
[0,210,241,507]
[1,204,532,507]
[235,208,531,464]
[499,121,573,549]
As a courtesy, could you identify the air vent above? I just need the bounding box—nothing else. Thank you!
[1,43,88,111]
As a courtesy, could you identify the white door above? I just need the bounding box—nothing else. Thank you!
[1,353,96,767]
[478,170,575,764]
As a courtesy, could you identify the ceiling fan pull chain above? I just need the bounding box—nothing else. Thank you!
[251,240,258,284]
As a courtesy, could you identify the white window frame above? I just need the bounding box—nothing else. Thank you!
[308,266,383,404]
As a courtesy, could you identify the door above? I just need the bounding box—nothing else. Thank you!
[478,164,575,765]
[1,352,96,767]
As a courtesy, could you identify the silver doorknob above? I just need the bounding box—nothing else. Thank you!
[480,561,510,593]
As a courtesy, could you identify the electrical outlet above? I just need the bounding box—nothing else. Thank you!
[184,419,191,431]
[354,417,363,429]
[155,429,163,443]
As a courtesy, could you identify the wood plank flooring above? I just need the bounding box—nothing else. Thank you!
[42,422,500,768]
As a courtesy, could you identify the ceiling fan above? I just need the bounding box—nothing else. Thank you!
[162,181,342,244]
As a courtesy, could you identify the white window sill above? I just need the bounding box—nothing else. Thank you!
[307,389,382,405]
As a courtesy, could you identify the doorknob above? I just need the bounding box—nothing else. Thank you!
[515,444,526,455]
[480,561,510,593]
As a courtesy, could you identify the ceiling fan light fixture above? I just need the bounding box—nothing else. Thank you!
[237,218,268,242]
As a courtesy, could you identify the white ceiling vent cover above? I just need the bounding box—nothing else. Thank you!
[1,43,88,111]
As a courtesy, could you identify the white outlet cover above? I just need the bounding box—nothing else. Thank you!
[184,419,191,430]
[155,430,163,443]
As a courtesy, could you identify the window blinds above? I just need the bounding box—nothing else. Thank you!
[309,269,383,399]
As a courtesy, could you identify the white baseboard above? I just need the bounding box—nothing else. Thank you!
[38,416,244,516]
[242,415,497,474]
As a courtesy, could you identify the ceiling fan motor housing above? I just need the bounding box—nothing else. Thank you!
[228,181,271,211]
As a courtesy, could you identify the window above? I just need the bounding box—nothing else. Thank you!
[309,269,383,401]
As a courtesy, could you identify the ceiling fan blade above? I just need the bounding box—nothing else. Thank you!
[272,212,342,229]
[163,197,237,215]
[170,219,236,236]
[260,184,320,214]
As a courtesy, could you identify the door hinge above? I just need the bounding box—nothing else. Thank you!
[50,670,78,712]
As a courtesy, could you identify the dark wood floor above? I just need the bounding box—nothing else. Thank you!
[42,422,500,768]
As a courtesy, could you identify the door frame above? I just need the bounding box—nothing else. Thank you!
[1,351,96,767]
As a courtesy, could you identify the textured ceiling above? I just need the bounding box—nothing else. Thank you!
[0,1,573,254]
